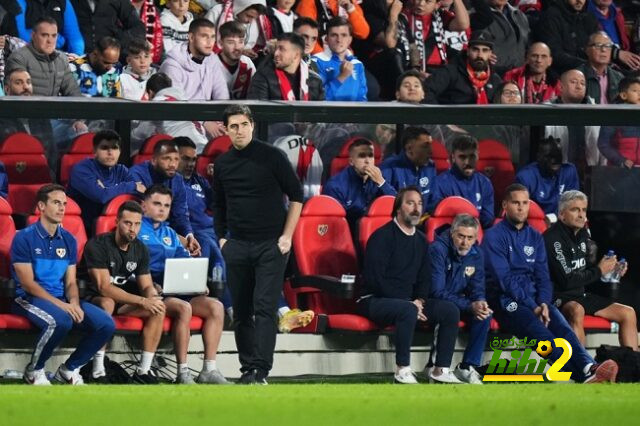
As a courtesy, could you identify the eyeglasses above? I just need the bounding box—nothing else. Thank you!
[502,90,521,98]
[588,43,614,50]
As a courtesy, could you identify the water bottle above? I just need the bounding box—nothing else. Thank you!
[601,250,616,283]
[212,264,224,284]
[610,258,626,284]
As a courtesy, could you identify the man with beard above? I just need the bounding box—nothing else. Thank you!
[503,42,561,104]
[127,139,201,255]
[425,31,501,104]
[217,21,256,100]
[69,36,122,98]
[516,137,580,218]
[357,187,463,384]
[430,135,494,228]
[247,32,323,100]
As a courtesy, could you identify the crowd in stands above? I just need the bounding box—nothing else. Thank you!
[1,0,640,386]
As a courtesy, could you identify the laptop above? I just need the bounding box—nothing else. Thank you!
[162,258,209,296]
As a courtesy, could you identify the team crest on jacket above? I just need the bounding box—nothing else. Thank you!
[126,261,137,272]
[523,246,534,257]
[317,224,328,236]
[163,236,172,246]
[56,248,66,258]
[419,177,429,187]
[506,301,518,312]
[464,266,475,277]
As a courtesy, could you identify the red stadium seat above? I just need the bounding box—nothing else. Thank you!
[358,195,394,252]
[26,197,87,260]
[133,134,172,165]
[59,133,95,186]
[284,195,378,332]
[196,136,232,177]
[583,315,613,332]
[431,139,450,173]
[94,194,140,235]
[0,133,52,215]
[477,139,515,211]
[426,196,483,243]
[329,137,382,177]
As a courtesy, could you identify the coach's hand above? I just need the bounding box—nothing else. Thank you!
[277,235,292,254]
[63,302,84,323]
[412,299,427,321]
[141,296,165,315]
[534,303,550,327]
[471,301,492,321]
[186,234,202,256]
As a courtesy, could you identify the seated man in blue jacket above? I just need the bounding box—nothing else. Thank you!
[429,213,492,384]
[67,130,144,234]
[323,138,395,227]
[516,136,579,220]
[128,138,200,255]
[483,183,618,383]
[357,187,462,384]
[430,135,494,228]
[381,127,437,210]
[139,184,228,385]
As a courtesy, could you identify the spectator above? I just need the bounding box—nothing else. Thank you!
[12,0,84,55]
[503,42,561,104]
[206,0,271,60]
[5,16,81,96]
[313,17,367,102]
[490,80,529,164]
[470,0,529,76]
[127,139,201,255]
[323,138,396,227]
[69,36,123,98]
[67,130,142,234]
[293,16,319,70]
[430,134,494,228]
[516,136,580,217]
[577,31,624,104]
[483,183,618,384]
[429,213,491,384]
[161,0,194,54]
[138,185,229,384]
[130,0,163,64]
[82,200,165,384]
[70,0,145,58]
[440,0,470,57]
[358,187,463,384]
[247,32,323,100]
[544,190,638,351]
[395,69,425,104]
[586,0,630,53]
[267,0,297,36]
[381,126,436,209]
[120,38,156,100]
[492,80,522,104]
[598,77,640,167]
[0,34,27,89]
[213,104,304,384]
[159,18,230,101]
[425,31,502,104]
[217,20,256,100]
[11,184,115,385]
[296,0,369,54]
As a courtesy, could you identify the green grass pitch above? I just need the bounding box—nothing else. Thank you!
[2,383,640,426]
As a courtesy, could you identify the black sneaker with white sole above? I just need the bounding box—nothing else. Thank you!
[132,372,159,384]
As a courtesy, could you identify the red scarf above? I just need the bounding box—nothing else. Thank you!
[275,60,309,101]
[225,59,253,99]
[139,0,163,64]
[296,142,316,182]
[466,63,490,105]
[215,1,272,54]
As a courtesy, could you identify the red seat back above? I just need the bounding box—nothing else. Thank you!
[59,133,95,186]
[477,139,515,210]
[358,195,394,252]
[431,139,450,173]
[0,197,16,278]
[0,133,52,214]
[329,137,382,177]
[289,196,359,315]
[426,196,483,243]
[27,197,87,260]
[94,194,140,235]
[133,134,172,165]
[196,136,232,177]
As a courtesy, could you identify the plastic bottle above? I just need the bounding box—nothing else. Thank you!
[601,250,616,283]
[610,258,626,284]
[212,264,224,283]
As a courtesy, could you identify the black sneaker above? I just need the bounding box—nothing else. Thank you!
[237,369,257,385]
[132,372,159,384]
[255,369,268,385]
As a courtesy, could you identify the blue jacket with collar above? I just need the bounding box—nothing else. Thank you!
[183,173,214,232]
[137,216,190,281]
[380,151,437,208]
[312,51,368,102]
[515,162,579,215]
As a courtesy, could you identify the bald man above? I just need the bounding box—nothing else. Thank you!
[576,32,624,104]
[503,42,561,104]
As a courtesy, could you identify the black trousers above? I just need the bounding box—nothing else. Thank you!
[222,238,288,374]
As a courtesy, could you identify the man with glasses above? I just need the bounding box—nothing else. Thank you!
[577,31,624,104]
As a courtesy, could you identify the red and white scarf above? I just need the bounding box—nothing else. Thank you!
[466,63,490,105]
[406,10,447,71]
[216,1,272,54]
[139,0,163,64]
[275,60,309,101]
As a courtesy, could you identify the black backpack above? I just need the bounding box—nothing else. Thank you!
[80,356,133,384]
[595,344,640,382]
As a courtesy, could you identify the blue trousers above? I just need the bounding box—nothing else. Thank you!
[460,313,492,367]
[194,228,232,309]
[495,303,594,381]
[12,296,115,371]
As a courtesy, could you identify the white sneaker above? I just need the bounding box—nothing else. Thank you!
[428,367,463,384]
[454,364,484,384]
[24,368,51,386]
[394,366,418,384]
[54,364,85,385]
